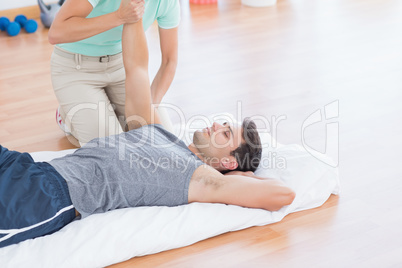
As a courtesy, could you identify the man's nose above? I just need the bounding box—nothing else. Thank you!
[212,122,223,131]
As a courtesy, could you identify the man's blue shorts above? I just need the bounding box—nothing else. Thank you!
[0,145,76,248]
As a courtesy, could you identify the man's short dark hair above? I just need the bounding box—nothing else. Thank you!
[230,118,262,172]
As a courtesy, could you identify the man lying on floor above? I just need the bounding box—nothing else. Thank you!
[0,18,295,248]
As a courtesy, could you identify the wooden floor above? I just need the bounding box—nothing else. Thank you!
[1,0,402,267]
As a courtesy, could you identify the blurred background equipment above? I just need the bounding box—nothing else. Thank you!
[38,0,64,28]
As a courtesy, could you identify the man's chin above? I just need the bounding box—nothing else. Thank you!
[193,133,209,148]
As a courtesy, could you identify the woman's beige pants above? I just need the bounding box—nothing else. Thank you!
[51,47,126,146]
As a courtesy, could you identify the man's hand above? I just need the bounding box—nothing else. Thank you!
[116,0,145,24]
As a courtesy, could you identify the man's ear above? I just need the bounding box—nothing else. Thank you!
[221,157,238,170]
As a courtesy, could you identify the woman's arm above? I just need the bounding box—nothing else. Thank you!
[151,27,178,105]
[48,0,144,45]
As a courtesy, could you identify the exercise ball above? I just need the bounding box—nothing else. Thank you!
[15,15,28,28]
[25,20,38,33]
[241,0,277,7]
[6,22,21,36]
[0,17,10,31]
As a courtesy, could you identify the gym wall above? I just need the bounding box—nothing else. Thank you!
[0,0,38,11]
[0,1,41,20]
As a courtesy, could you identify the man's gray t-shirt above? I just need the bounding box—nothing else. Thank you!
[49,124,204,218]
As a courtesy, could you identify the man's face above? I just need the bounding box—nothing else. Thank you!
[193,121,243,170]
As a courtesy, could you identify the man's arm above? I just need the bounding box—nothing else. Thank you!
[151,27,178,105]
[49,0,144,44]
[224,170,275,181]
[122,19,162,130]
[189,166,296,211]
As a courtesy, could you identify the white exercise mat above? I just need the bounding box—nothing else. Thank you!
[0,127,339,268]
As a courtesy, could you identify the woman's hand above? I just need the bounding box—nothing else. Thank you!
[117,0,145,24]
[49,0,145,44]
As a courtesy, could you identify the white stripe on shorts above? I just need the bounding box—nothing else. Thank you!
[0,205,74,243]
